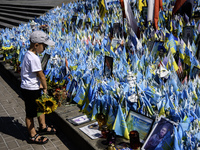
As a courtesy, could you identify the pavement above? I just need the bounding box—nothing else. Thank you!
[0,59,129,150]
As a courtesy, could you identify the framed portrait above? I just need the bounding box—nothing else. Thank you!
[182,26,194,45]
[142,117,177,150]
[104,55,113,78]
[126,111,154,144]
[41,53,51,71]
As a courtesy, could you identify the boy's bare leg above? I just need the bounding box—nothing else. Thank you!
[26,117,48,142]
[38,113,56,132]
[26,117,37,137]
[38,113,46,129]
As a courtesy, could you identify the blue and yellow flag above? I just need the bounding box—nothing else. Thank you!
[99,0,108,20]
[138,0,147,12]
[164,33,177,54]
[113,104,129,139]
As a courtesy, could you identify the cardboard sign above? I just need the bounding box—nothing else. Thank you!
[183,26,194,45]
[104,55,113,78]
[41,53,51,70]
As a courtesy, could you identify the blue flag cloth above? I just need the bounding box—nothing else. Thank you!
[112,104,129,139]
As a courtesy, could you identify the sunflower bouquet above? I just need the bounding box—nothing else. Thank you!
[36,94,58,115]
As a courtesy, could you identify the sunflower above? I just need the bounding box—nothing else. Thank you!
[35,95,58,114]
[43,97,58,112]
[44,107,52,114]
[36,99,46,112]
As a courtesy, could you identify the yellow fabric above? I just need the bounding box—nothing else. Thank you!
[138,0,147,12]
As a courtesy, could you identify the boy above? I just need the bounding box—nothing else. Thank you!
[21,30,56,144]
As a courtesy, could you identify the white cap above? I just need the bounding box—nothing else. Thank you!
[30,30,55,46]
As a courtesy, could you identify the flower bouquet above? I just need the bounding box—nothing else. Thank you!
[36,94,58,115]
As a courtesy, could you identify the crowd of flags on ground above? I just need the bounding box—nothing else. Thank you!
[1,0,200,149]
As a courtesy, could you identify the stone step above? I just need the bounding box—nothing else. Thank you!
[0,0,72,7]
[0,11,35,23]
[0,5,51,14]
[0,16,27,27]
[0,3,54,9]
[0,8,42,18]
[0,21,17,29]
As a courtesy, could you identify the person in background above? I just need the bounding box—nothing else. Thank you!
[20,30,56,144]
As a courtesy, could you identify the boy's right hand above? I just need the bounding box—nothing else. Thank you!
[43,89,47,94]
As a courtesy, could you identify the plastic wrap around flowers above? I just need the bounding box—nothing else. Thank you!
[36,94,58,114]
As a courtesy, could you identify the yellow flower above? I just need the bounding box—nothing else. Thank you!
[36,99,45,111]
[36,95,58,114]
[44,107,52,114]
[43,97,58,112]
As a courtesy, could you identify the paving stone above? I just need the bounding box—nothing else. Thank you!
[6,140,19,149]
[51,140,64,147]
[0,136,4,144]
[42,140,56,149]
[31,144,46,150]
[0,146,7,150]
[0,141,6,147]
[57,144,69,150]
[15,139,29,147]
[20,144,33,150]
[4,136,16,143]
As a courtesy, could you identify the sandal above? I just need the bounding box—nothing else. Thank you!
[29,134,48,144]
[38,125,56,135]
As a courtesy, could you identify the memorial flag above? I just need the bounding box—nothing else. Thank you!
[172,0,187,15]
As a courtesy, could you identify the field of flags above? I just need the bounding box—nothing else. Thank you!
[1,0,200,149]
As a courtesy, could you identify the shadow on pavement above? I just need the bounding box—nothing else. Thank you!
[0,116,28,141]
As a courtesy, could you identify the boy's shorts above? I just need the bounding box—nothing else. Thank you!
[21,88,41,118]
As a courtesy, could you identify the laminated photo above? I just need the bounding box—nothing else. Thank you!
[142,117,177,150]
[126,110,154,143]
